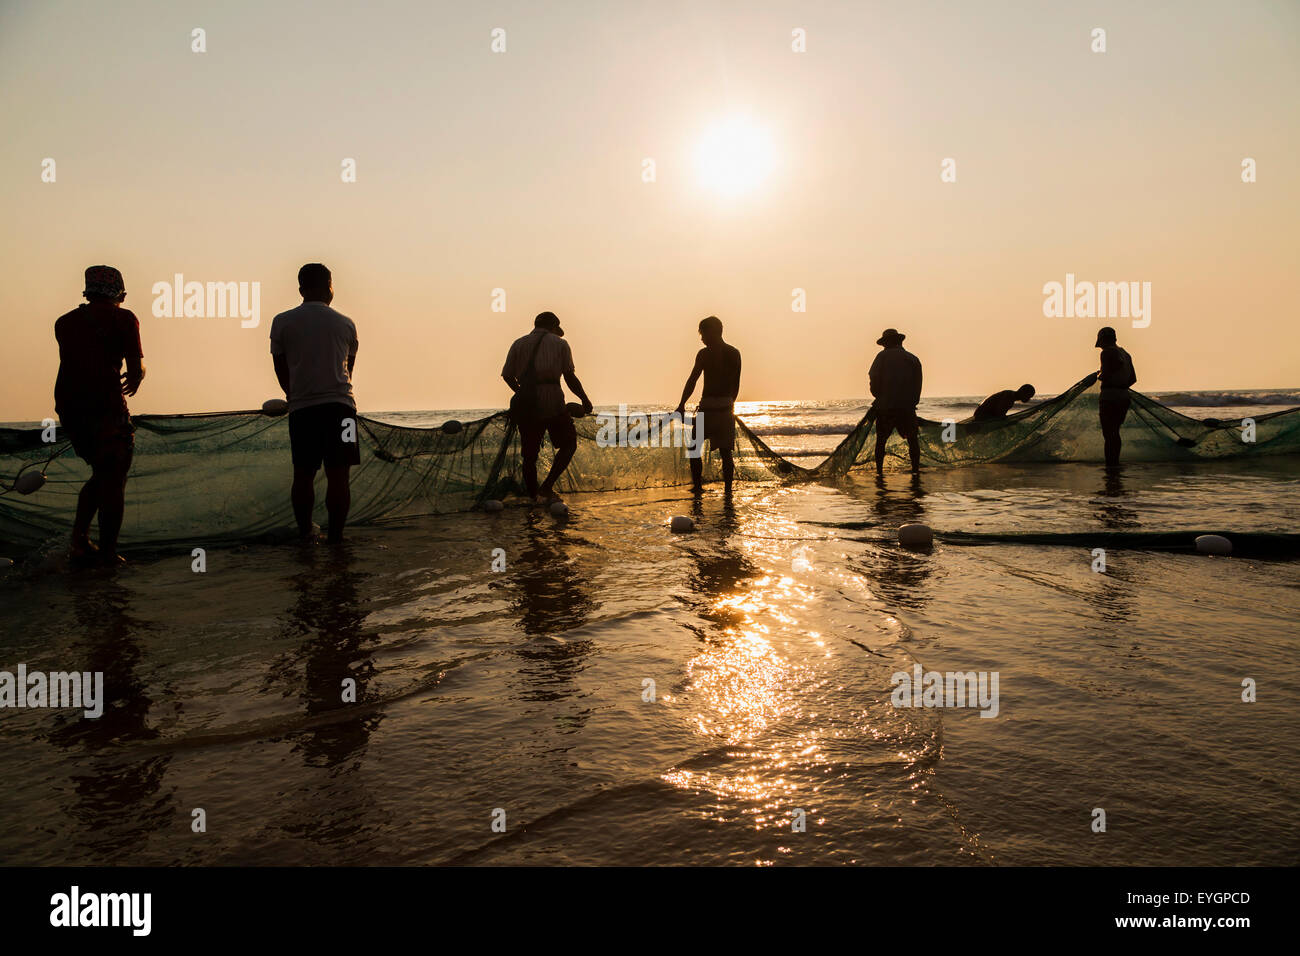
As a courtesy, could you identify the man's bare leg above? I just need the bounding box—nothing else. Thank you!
[689,453,704,493]
[71,474,100,558]
[95,455,131,563]
[688,419,705,493]
[292,467,317,539]
[538,444,575,502]
[324,465,351,543]
[721,449,735,494]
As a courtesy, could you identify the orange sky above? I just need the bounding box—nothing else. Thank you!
[2,0,1297,420]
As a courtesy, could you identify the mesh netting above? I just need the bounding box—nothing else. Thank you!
[825,375,1300,471]
[1,375,1296,553]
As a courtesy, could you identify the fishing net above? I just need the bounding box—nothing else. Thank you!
[821,374,1300,472]
[1,375,1296,554]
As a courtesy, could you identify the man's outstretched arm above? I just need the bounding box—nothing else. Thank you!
[563,370,593,413]
[675,361,703,415]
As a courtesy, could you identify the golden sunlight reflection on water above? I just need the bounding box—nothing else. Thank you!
[657,492,947,851]
[661,500,850,830]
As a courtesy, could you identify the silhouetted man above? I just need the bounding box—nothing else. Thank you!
[502,311,593,503]
[868,328,923,473]
[54,265,145,565]
[1095,326,1137,468]
[973,384,1035,421]
[676,316,742,494]
[270,263,359,543]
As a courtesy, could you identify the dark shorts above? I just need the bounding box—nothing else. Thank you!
[875,407,918,439]
[519,411,577,460]
[289,402,361,471]
[1099,396,1132,431]
[690,401,736,452]
[60,409,134,468]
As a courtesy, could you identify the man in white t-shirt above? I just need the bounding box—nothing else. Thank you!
[269,263,359,543]
[501,311,593,502]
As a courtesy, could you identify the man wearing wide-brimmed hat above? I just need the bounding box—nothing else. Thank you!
[53,265,146,565]
[868,328,923,473]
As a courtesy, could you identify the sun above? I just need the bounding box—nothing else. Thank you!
[694,115,776,199]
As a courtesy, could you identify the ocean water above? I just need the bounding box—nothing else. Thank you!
[1,393,1297,865]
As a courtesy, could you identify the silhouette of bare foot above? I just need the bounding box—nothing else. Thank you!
[69,538,100,564]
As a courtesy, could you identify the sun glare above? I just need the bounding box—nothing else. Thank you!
[694,115,776,199]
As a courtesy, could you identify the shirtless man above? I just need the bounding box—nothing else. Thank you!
[675,316,742,494]
[973,384,1035,421]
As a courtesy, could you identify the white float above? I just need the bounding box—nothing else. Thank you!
[898,523,933,548]
[483,499,505,512]
[670,515,695,533]
[261,398,288,416]
[1195,534,1232,555]
[550,501,569,517]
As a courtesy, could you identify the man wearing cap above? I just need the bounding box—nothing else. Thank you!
[501,311,594,503]
[868,328,923,473]
[269,263,359,543]
[1094,326,1137,468]
[53,265,146,565]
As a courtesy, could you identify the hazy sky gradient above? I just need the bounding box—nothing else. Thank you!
[2,0,1297,419]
